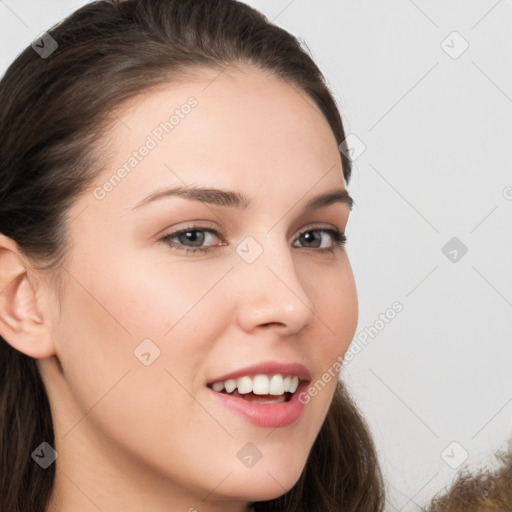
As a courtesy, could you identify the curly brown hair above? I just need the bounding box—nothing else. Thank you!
[425,450,512,512]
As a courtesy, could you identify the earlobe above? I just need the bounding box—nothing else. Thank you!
[0,234,56,359]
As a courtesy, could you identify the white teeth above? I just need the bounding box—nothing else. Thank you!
[210,374,301,396]
[236,376,253,394]
[224,379,237,393]
[269,375,285,395]
[212,381,225,392]
[252,375,269,395]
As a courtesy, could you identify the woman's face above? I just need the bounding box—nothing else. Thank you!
[38,66,358,510]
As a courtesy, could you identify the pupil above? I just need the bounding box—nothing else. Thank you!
[180,231,204,247]
[302,231,320,248]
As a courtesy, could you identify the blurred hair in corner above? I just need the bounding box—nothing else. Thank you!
[426,435,512,512]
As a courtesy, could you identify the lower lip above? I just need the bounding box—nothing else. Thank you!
[207,382,308,428]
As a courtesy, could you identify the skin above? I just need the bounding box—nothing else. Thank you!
[0,65,358,512]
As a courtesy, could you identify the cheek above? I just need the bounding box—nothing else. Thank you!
[103,254,232,342]
[305,254,358,361]
[52,257,222,474]
[295,256,357,430]
[55,250,234,408]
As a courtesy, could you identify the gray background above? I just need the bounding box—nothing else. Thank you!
[1,1,511,510]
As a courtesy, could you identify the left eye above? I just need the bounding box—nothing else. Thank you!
[160,226,346,254]
[293,228,346,249]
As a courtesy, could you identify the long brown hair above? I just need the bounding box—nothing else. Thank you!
[0,1,385,511]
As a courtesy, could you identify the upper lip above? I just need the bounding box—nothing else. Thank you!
[207,360,311,385]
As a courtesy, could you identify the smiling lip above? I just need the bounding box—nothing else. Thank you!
[206,360,311,428]
[207,360,311,384]
[207,380,309,428]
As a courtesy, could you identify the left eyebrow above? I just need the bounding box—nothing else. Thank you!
[130,185,354,212]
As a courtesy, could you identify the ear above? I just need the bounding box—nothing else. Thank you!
[0,233,56,359]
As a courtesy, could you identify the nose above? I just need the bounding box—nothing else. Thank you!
[233,235,316,336]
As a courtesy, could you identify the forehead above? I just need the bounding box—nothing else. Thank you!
[86,65,345,213]
[109,65,337,157]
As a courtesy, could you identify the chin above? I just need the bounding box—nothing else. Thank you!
[219,460,306,502]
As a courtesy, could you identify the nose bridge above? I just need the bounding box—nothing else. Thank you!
[233,232,315,332]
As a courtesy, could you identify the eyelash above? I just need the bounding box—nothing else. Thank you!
[159,225,347,254]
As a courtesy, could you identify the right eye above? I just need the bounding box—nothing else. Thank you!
[159,226,226,254]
